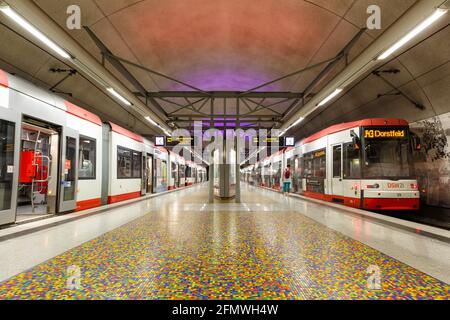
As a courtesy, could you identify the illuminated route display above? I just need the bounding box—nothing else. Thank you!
[363,128,407,139]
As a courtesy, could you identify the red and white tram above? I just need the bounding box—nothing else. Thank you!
[249,118,420,211]
[0,68,205,226]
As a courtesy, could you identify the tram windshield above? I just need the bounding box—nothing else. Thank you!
[362,127,412,179]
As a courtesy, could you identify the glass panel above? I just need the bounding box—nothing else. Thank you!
[78,137,96,179]
[116,148,143,180]
[132,151,142,178]
[0,120,15,211]
[333,145,342,178]
[146,157,152,192]
[272,161,281,187]
[171,162,177,179]
[117,146,132,178]
[63,136,76,201]
[363,139,411,179]
[186,166,192,178]
[154,158,167,191]
[161,160,167,187]
[264,165,270,187]
[344,143,361,179]
[179,165,185,179]
[305,150,326,194]
[294,156,304,194]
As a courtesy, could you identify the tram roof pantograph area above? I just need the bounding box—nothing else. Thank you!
[0,0,449,310]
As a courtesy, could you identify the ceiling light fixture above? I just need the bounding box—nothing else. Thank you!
[107,87,132,106]
[317,88,343,107]
[0,5,71,59]
[378,8,447,60]
[279,117,305,137]
[292,116,305,127]
[145,116,158,126]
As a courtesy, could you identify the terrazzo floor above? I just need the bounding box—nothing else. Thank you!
[0,185,448,300]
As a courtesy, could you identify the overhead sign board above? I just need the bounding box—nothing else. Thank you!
[253,136,295,147]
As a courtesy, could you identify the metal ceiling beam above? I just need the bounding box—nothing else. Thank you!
[136,91,304,99]
[282,28,367,121]
[106,53,212,95]
[168,114,282,119]
[84,26,168,118]
[171,120,278,124]
[280,0,446,133]
[372,70,425,110]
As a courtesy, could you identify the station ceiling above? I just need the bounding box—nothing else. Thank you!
[0,0,449,140]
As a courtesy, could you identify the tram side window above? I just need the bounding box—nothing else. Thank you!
[179,165,185,178]
[332,145,342,178]
[312,153,326,178]
[171,162,177,179]
[186,166,192,178]
[343,143,361,179]
[79,137,96,180]
[117,146,141,179]
[303,156,312,178]
[132,151,142,178]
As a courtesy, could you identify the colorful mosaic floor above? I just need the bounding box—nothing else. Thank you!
[0,188,448,300]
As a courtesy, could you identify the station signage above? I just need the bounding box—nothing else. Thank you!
[155,136,165,146]
[363,128,406,139]
[166,136,194,147]
[284,137,295,147]
[159,136,201,147]
[253,137,294,147]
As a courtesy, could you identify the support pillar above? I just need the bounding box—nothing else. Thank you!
[235,98,241,203]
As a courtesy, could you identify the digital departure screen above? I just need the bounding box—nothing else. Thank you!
[251,137,296,147]
[363,128,407,139]
[166,136,195,147]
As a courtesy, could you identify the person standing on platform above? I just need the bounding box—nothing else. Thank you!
[283,165,292,196]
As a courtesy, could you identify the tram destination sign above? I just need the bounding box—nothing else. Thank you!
[363,128,407,139]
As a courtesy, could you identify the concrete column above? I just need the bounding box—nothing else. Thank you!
[235,98,241,203]
[208,164,214,203]
[209,98,214,203]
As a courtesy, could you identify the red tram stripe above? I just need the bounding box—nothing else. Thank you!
[0,69,9,88]
[109,122,144,143]
[64,101,102,126]
[76,198,101,211]
[303,191,361,208]
[107,191,141,204]
[302,191,419,210]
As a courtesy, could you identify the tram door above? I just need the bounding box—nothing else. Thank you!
[58,128,79,212]
[141,154,148,196]
[0,110,20,225]
[145,154,153,194]
[331,144,344,199]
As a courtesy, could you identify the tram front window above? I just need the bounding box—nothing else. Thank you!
[363,138,412,179]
